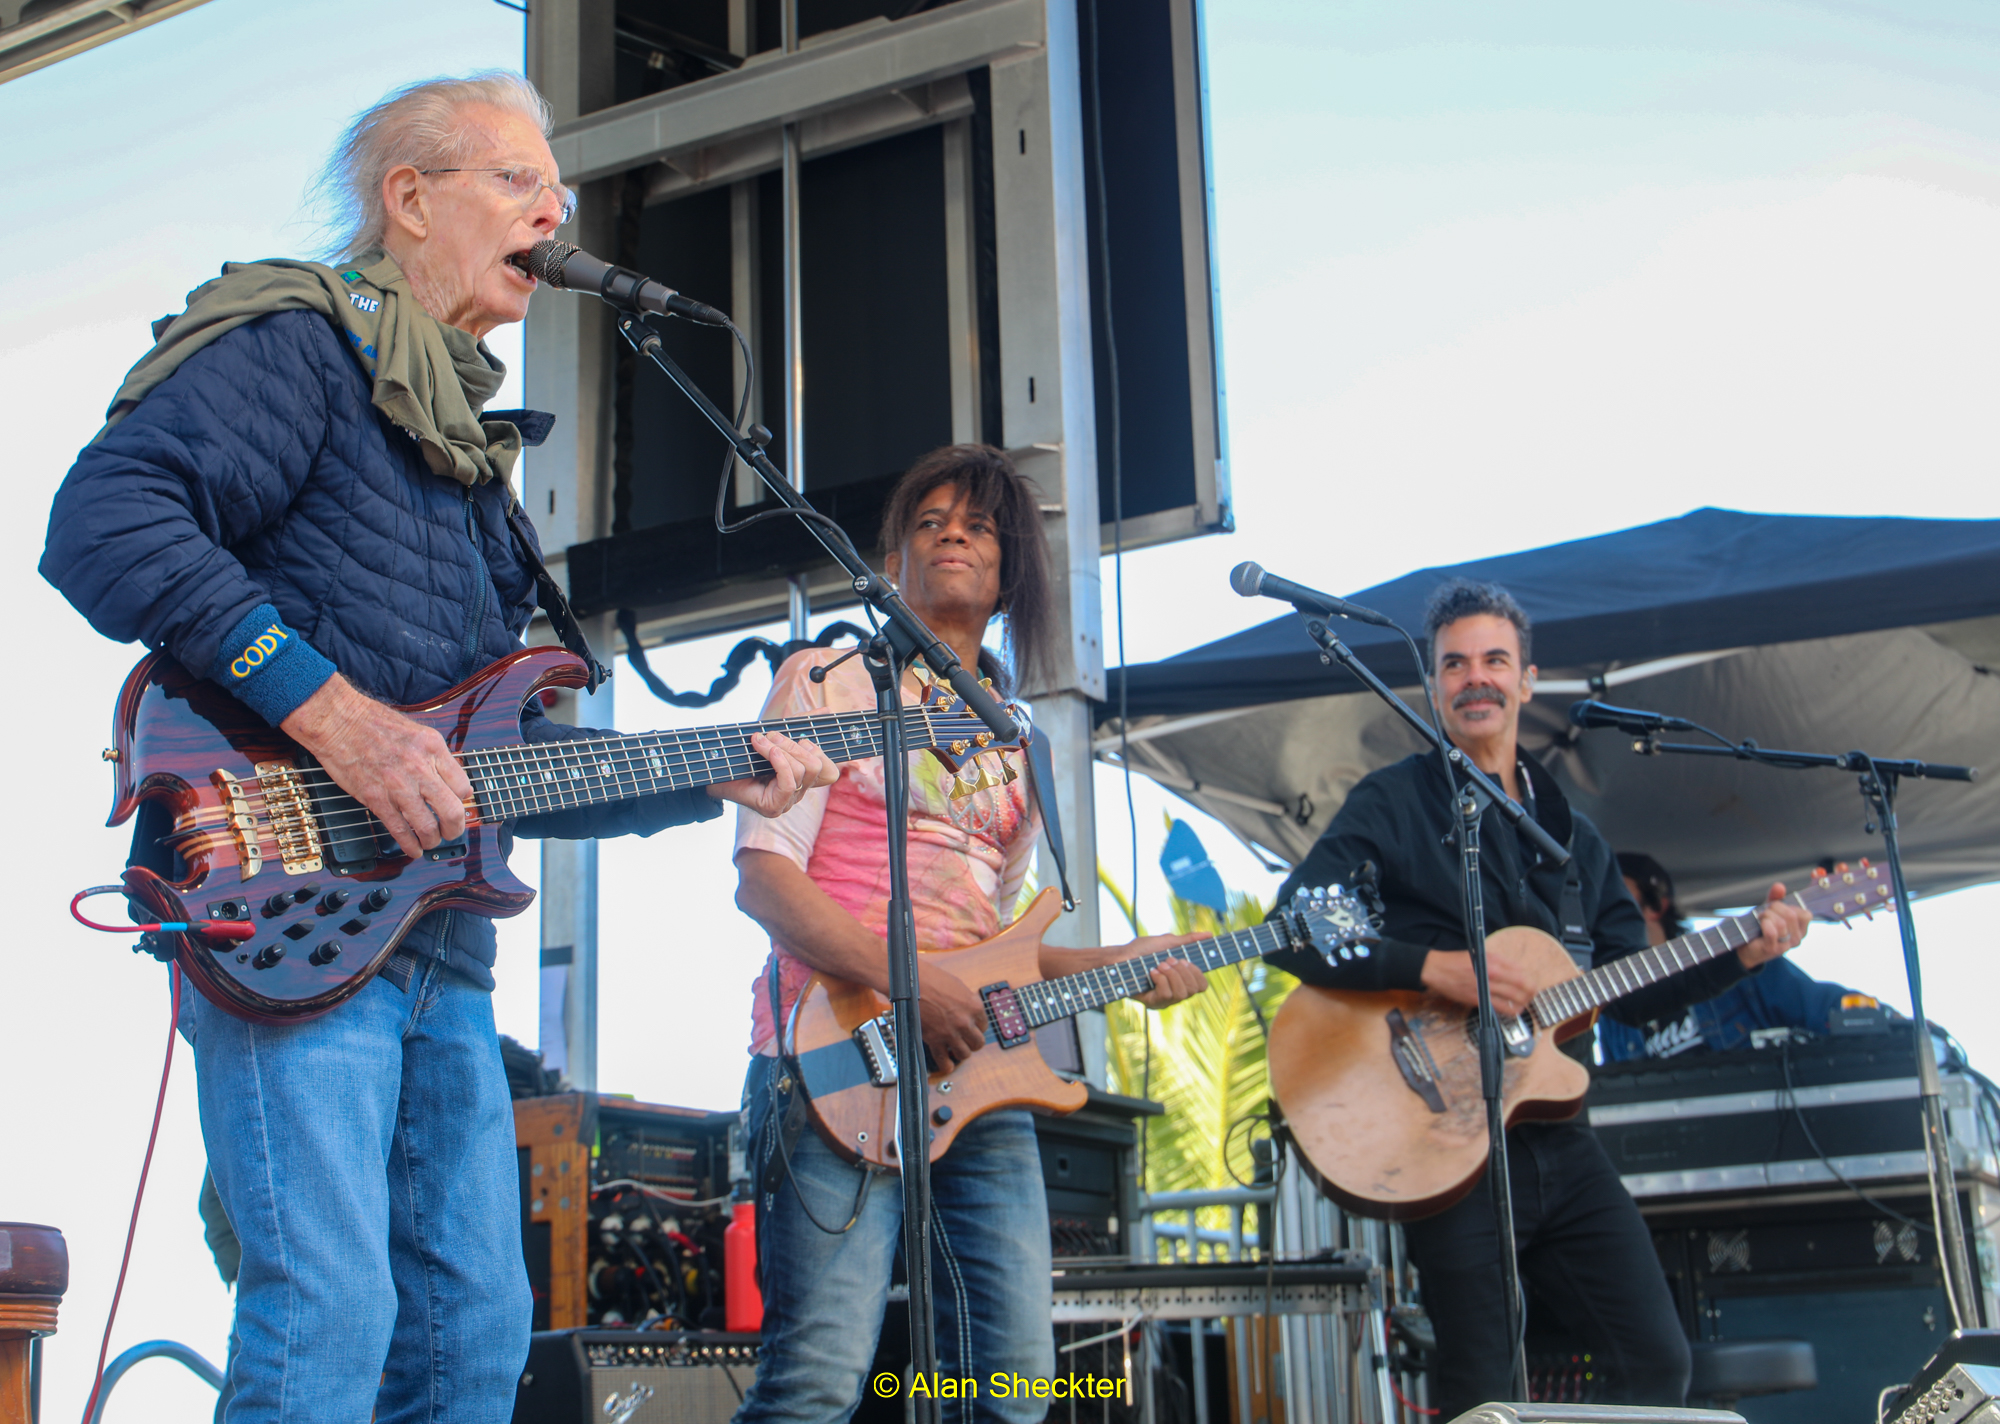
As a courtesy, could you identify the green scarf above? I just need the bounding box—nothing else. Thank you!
[97,248,523,489]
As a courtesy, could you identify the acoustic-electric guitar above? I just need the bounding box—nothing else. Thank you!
[1268,863,1891,1222]
[106,646,1019,1023]
[788,885,1378,1169]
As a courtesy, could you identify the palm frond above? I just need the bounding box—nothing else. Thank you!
[1100,844,1295,1207]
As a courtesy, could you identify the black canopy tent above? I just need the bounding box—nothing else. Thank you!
[1098,508,2000,911]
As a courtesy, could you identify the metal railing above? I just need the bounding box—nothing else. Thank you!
[1130,1169,1408,1424]
[1135,1185,1274,1264]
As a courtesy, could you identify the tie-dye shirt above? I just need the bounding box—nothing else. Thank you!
[738,648,1040,1056]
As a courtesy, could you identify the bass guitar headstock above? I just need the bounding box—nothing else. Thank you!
[916,678,1026,801]
[1285,885,1382,964]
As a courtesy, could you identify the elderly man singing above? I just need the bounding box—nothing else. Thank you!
[41,74,834,1422]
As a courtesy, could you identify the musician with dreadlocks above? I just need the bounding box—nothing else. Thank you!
[728,444,1206,1424]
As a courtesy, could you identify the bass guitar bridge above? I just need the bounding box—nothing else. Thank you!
[853,1015,899,1087]
[253,760,324,874]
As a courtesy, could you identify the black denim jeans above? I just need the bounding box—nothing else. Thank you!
[1402,1120,1691,1418]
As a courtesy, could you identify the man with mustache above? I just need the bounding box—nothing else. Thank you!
[1265,579,1810,1417]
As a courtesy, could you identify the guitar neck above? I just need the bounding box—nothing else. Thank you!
[1529,896,1796,1029]
[461,709,924,821]
[1013,920,1299,1030]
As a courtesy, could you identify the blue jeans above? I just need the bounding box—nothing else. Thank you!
[185,959,530,1423]
[735,1053,1055,1424]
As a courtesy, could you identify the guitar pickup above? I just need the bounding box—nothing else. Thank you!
[852,1016,899,1087]
[980,982,1031,1049]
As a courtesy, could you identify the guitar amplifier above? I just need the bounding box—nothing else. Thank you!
[1522,1029,2000,1421]
[511,1330,758,1424]
[1585,1026,1998,1197]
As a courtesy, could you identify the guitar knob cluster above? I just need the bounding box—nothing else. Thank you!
[263,885,320,917]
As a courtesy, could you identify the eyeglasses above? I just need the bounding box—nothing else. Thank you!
[421,166,578,225]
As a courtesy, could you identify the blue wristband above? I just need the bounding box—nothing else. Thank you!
[207,604,338,727]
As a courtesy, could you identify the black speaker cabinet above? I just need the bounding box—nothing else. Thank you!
[512,1330,759,1424]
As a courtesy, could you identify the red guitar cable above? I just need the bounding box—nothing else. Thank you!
[1390,1377,1439,1416]
[78,961,182,1424]
[70,885,255,940]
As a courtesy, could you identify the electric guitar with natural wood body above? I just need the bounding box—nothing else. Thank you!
[106,646,1019,1024]
[788,885,1379,1168]
[1267,864,1891,1221]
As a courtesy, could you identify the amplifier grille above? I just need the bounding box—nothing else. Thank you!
[589,1363,753,1424]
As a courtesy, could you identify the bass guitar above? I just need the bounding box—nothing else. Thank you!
[107,647,1017,1023]
[788,885,1378,1168]
[1267,863,1890,1221]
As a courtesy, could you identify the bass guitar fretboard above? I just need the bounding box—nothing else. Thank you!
[461,711,935,821]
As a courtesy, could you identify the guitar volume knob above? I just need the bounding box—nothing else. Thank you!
[252,944,286,969]
[317,890,351,915]
[361,888,394,913]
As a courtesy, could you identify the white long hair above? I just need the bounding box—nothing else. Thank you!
[314,72,553,263]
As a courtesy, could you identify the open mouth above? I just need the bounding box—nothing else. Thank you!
[504,251,536,285]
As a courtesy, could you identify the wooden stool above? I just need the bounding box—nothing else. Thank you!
[0,1224,68,1424]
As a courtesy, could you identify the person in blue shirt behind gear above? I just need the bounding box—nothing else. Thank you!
[1600,852,1875,1061]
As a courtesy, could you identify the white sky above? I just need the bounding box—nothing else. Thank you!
[4,2,1999,1420]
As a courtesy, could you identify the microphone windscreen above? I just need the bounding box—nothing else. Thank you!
[1229,562,1265,598]
[525,239,582,287]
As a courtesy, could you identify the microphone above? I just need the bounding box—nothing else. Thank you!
[1229,562,1395,629]
[524,240,730,325]
[1567,700,1696,735]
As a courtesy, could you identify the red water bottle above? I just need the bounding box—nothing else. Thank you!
[725,1198,763,1333]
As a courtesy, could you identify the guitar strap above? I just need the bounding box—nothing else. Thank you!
[1521,753,1594,972]
[1559,859,1595,972]
[1021,723,1077,912]
[502,497,612,693]
[761,959,813,1198]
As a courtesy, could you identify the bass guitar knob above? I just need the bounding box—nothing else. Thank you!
[252,944,286,970]
[309,943,341,966]
[361,887,395,913]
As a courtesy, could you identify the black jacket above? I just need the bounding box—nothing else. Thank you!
[1265,751,1748,1030]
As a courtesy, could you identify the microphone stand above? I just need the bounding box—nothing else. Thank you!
[1628,730,1981,1327]
[606,312,1016,1418]
[1296,614,1568,1400]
